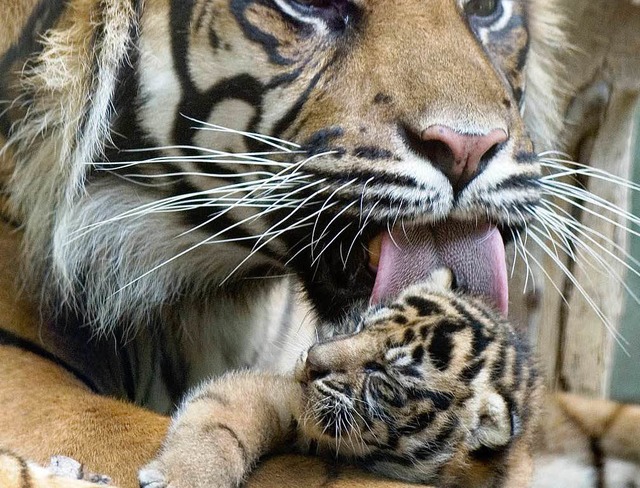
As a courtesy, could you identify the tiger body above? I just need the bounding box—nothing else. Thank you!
[0,0,639,487]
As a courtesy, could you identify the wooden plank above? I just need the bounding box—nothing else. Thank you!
[511,0,640,396]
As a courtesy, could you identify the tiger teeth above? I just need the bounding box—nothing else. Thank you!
[367,233,383,272]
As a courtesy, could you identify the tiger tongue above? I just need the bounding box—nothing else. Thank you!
[370,221,508,315]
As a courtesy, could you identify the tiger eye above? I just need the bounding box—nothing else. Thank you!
[464,0,499,17]
[294,0,335,8]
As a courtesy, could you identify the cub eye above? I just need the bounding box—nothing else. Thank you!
[464,0,500,18]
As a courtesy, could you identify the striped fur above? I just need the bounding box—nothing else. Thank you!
[0,450,109,487]
[0,1,638,488]
[0,0,540,412]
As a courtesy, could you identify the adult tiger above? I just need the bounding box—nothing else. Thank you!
[0,0,639,487]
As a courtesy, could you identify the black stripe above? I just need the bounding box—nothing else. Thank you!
[0,328,99,393]
[309,167,427,191]
[405,296,443,317]
[494,174,540,192]
[230,0,295,66]
[514,150,538,164]
[459,357,485,382]
[0,449,33,488]
[427,319,465,371]
[203,422,249,464]
[102,5,157,163]
[412,420,458,460]
[590,437,605,488]
[0,0,69,137]
[397,410,436,435]
[19,453,32,488]
[448,299,492,357]
[170,0,269,153]
[406,389,453,410]
[172,73,265,149]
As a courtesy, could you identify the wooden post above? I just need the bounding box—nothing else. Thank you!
[511,0,640,397]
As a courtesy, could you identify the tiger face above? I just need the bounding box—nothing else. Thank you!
[295,279,538,485]
[128,0,537,322]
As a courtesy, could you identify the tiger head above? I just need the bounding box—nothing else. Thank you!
[120,0,538,320]
[2,0,543,372]
[294,277,539,485]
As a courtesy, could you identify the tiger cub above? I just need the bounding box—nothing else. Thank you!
[139,273,541,488]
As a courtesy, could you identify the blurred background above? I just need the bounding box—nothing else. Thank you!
[611,109,640,402]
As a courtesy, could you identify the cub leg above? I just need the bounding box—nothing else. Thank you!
[139,371,301,488]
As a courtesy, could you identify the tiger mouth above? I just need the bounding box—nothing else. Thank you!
[365,221,509,315]
[288,215,510,323]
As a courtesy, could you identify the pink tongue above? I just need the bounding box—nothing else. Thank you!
[371,222,508,315]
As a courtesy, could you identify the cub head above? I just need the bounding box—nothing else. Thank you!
[295,281,539,485]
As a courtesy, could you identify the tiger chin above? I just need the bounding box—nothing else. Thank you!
[139,271,542,488]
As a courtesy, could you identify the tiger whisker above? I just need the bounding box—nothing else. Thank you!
[91,153,301,168]
[533,211,640,313]
[537,201,640,278]
[314,197,359,245]
[221,198,341,285]
[539,157,640,192]
[311,221,355,268]
[118,171,312,181]
[68,175,312,239]
[182,114,301,151]
[113,202,307,295]
[245,178,334,253]
[522,228,626,346]
[175,175,326,239]
[541,183,640,232]
[310,179,358,260]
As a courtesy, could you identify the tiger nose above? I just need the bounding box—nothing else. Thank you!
[421,125,508,194]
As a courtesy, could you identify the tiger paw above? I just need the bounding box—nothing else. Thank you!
[48,456,111,484]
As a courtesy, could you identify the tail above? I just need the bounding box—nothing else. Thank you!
[533,392,640,487]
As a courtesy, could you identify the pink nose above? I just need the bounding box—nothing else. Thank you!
[421,125,508,193]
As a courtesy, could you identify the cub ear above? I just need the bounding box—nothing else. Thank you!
[468,391,513,451]
[426,268,455,292]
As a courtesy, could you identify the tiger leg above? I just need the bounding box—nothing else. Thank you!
[0,449,111,488]
[534,392,640,486]
[139,371,417,488]
[0,343,169,488]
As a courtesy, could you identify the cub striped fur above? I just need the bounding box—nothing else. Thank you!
[140,274,541,488]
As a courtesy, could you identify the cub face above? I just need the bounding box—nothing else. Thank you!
[135,0,539,321]
[295,282,539,485]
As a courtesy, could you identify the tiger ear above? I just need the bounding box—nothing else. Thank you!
[468,391,513,451]
[424,268,454,292]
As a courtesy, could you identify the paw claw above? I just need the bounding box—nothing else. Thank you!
[48,456,112,485]
[49,455,83,479]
